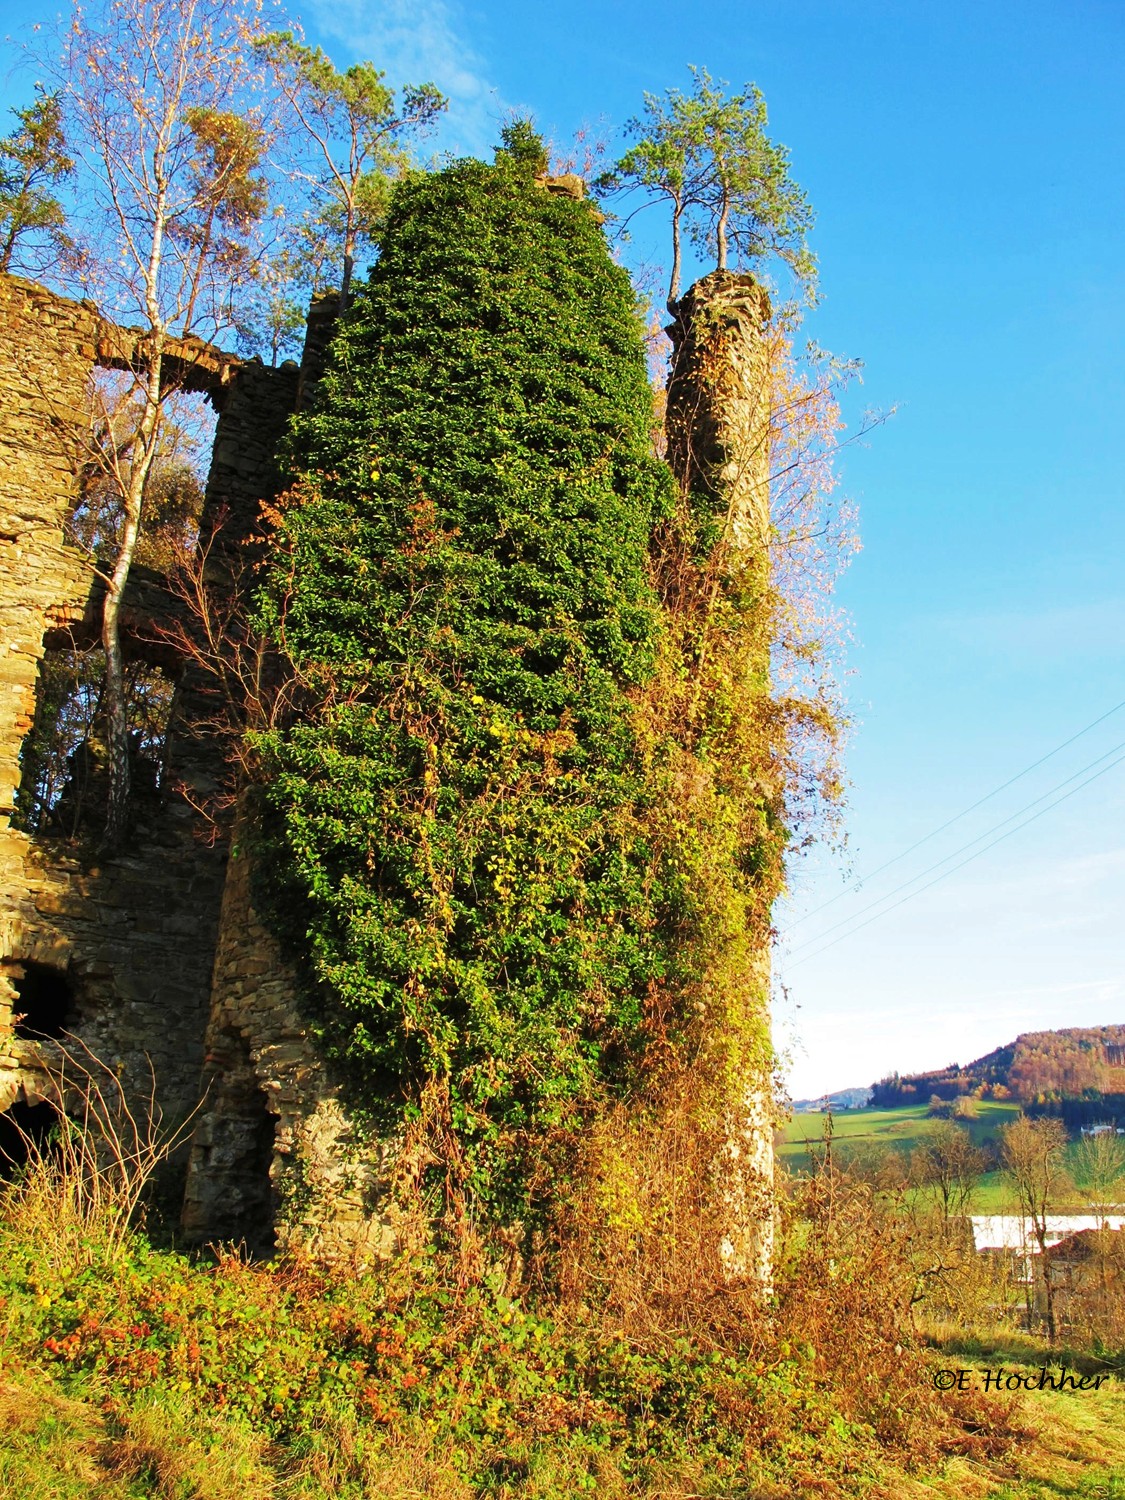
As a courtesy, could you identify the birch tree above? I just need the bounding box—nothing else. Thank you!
[55,0,272,847]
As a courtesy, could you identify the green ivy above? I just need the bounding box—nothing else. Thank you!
[253,133,677,1218]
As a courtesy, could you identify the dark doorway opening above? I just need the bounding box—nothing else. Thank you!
[182,1027,278,1258]
[241,1094,280,1260]
[12,963,75,1040]
[0,1099,59,1176]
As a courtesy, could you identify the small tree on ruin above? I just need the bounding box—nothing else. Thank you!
[0,85,78,278]
[256,32,445,307]
[599,67,815,310]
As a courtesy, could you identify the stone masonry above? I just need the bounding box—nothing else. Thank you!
[0,276,225,1130]
[0,273,295,1206]
[1,266,778,1274]
[181,804,399,1263]
[0,271,389,1262]
[666,270,776,1286]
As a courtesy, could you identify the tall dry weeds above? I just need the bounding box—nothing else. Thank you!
[0,1037,198,1263]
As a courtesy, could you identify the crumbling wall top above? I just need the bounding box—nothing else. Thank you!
[1,270,243,403]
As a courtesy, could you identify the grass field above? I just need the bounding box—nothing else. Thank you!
[900,1345,1125,1499]
[778,1099,1022,1162]
[777,1102,1091,1213]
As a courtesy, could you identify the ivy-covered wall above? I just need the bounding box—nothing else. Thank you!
[254,138,679,1226]
[252,135,783,1288]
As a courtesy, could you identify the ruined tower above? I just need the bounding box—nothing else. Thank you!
[0,257,779,1280]
[666,269,776,1285]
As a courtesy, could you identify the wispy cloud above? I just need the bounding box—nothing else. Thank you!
[929,597,1125,665]
[882,844,1125,926]
[304,0,509,157]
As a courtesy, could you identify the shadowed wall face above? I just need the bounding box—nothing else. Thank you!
[0,273,295,1163]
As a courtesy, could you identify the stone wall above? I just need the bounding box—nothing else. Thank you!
[0,269,369,1256]
[181,807,398,1264]
[0,277,101,930]
[666,270,776,1285]
[0,273,292,1166]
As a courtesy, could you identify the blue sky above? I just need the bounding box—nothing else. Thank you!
[306,0,1125,1100]
[4,0,1123,1098]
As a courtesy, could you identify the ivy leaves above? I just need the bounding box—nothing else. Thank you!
[255,138,674,1218]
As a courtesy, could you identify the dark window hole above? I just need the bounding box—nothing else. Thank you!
[12,963,75,1040]
[0,1099,60,1176]
[191,1028,279,1259]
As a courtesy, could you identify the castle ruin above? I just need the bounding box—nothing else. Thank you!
[0,260,776,1271]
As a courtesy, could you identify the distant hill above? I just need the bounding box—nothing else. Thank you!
[870,1025,1125,1125]
[790,1086,873,1114]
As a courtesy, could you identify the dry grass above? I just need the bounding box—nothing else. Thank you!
[2,1037,198,1267]
[884,1367,1125,1498]
[104,1399,277,1500]
[0,1365,126,1500]
[0,1364,277,1500]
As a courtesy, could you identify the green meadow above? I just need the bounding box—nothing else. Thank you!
[779,1101,1025,1212]
[781,1101,1125,1214]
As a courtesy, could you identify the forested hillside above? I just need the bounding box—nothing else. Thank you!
[872,1024,1125,1112]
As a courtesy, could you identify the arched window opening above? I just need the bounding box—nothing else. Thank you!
[12,962,75,1040]
[14,646,179,836]
[0,1099,60,1177]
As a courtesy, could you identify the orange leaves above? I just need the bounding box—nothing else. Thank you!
[767,319,863,847]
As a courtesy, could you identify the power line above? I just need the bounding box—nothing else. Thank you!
[781,747,1125,970]
[788,695,1125,929]
[782,734,1125,959]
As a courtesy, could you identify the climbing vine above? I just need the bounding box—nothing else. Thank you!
[253,133,680,1222]
[252,130,801,1246]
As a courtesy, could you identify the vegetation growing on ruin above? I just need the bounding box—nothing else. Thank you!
[248,113,835,1257]
[252,129,685,1225]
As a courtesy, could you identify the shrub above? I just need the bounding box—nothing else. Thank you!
[1,1040,196,1265]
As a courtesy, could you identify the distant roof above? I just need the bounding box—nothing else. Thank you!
[971,1215,1125,1252]
[1045,1227,1125,1260]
